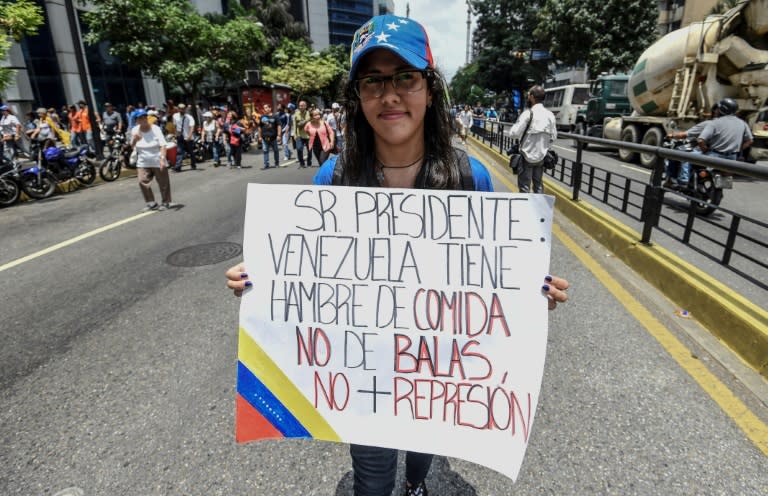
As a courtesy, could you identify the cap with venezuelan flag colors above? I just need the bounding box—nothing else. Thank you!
[349,15,434,80]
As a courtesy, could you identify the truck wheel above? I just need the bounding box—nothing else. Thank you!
[640,127,664,169]
[571,122,589,150]
[618,125,639,163]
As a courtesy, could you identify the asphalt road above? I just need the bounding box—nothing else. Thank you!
[1,148,766,495]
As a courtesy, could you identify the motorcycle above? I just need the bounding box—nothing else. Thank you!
[13,145,57,200]
[0,156,22,207]
[662,137,732,216]
[99,133,127,182]
[43,144,97,187]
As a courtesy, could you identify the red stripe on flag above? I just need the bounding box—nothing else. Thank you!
[235,393,285,443]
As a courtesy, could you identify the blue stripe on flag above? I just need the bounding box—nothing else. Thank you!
[237,361,312,438]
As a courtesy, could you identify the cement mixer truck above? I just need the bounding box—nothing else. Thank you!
[573,0,768,167]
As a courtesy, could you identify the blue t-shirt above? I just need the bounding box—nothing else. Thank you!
[313,154,494,192]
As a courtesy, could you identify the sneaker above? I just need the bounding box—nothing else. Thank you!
[404,481,428,496]
[157,204,167,211]
[141,202,158,212]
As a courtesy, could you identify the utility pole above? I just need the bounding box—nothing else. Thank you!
[406,3,410,18]
[465,1,472,65]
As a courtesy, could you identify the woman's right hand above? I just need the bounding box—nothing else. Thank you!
[225,263,251,297]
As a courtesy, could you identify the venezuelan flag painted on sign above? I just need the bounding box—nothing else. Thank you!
[235,327,341,443]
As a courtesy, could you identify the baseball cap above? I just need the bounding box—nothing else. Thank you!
[203,111,213,118]
[349,15,434,79]
[133,109,148,119]
[332,102,340,109]
[177,103,186,110]
[36,107,47,115]
[0,104,8,111]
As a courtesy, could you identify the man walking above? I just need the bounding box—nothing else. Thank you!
[292,100,311,168]
[508,85,557,194]
[173,103,196,171]
[98,102,123,152]
[258,103,281,169]
[279,103,293,161]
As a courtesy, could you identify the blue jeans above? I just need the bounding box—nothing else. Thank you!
[282,133,292,160]
[350,444,433,496]
[678,149,736,183]
[295,136,309,166]
[262,137,279,167]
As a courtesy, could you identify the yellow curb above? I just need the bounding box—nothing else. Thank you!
[470,136,768,378]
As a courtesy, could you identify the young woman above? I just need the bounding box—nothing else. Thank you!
[303,108,335,167]
[226,14,569,496]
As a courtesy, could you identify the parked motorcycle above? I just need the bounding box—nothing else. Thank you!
[43,144,97,186]
[0,156,22,207]
[16,155,57,200]
[99,133,126,182]
[662,137,732,216]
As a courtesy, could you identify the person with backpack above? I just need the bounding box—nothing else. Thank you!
[258,103,281,169]
[227,111,244,169]
[508,86,557,194]
[225,14,570,496]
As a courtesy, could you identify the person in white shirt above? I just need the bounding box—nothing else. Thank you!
[508,86,557,193]
[456,105,473,145]
[131,109,173,211]
[1,104,22,160]
[172,103,196,171]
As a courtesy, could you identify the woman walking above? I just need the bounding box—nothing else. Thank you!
[303,108,335,167]
[130,109,173,211]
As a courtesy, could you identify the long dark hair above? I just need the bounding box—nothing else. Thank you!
[338,67,462,188]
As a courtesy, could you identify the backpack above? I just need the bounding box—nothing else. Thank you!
[332,147,475,190]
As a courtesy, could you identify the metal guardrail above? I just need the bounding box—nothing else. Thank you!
[470,119,768,291]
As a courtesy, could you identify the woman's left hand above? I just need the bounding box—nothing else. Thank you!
[543,275,569,310]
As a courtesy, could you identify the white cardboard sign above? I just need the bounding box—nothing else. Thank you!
[236,183,554,481]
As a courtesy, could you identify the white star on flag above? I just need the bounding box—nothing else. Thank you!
[386,22,399,30]
[375,32,390,43]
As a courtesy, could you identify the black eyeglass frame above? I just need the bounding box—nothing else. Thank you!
[353,69,434,100]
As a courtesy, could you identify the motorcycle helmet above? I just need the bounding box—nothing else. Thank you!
[717,98,738,116]
[44,146,63,162]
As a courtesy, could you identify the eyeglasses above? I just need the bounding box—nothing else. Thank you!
[354,70,430,101]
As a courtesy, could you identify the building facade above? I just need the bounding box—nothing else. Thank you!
[657,0,720,34]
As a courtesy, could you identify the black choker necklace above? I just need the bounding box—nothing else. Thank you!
[375,155,424,169]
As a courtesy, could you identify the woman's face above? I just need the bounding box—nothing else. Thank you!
[310,110,322,122]
[355,49,431,150]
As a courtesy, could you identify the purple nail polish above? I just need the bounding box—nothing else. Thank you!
[240,272,248,279]
[244,281,253,287]
[545,275,553,282]
[542,284,550,292]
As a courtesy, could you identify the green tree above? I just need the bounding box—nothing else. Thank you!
[262,39,347,101]
[469,0,550,94]
[535,0,657,75]
[449,62,480,104]
[82,0,266,104]
[0,0,44,93]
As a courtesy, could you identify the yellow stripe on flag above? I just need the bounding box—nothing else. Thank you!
[238,327,341,442]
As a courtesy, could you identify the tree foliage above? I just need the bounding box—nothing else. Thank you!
[0,0,44,93]
[262,39,347,100]
[82,0,266,99]
[535,0,658,75]
[468,0,550,95]
[449,62,480,105]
